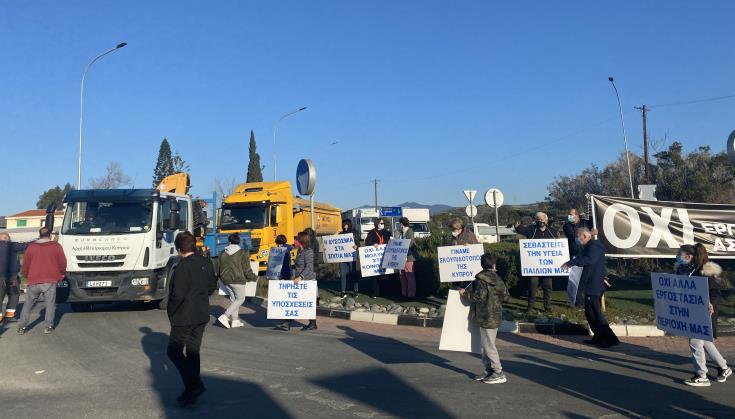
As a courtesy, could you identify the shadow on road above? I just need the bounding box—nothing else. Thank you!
[139,326,291,418]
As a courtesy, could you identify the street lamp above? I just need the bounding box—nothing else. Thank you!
[272,106,307,181]
[77,42,127,189]
[608,76,635,199]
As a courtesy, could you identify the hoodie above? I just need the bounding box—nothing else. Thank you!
[21,239,67,285]
[217,245,258,285]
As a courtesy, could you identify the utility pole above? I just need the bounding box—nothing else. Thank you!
[635,105,652,184]
[373,179,380,211]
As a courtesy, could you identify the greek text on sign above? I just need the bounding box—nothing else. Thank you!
[381,239,411,270]
[359,245,394,277]
[322,234,357,263]
[266,247,287,279]
[438,244,484,282]
[519,239,570,277]
[267,280,317,320]
[651,273,713,341]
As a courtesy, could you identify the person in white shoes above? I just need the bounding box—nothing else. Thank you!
[216,233,258,329]
[674,244,732,387]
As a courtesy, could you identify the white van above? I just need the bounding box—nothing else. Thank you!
[467,223,499,244]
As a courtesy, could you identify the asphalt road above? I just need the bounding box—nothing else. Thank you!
[1,296,733,419]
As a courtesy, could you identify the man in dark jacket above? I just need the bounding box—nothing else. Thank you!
[364,218,391,298]
[514,212,558,313]
[167,231,217,407]
[562,227,619,348]
[0,233,28,323]
[338,220,361,298]
[562,208,594,307]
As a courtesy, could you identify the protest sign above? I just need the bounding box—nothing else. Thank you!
[651,273,713,341]
[266,247,288,279]
[267,280,317,320]
[322,234,358,263]
[519,239,570,277]
[359,245,394,277]
[218,261,259,297]
[566,266,583,306]
[437,244,484,282]
[381,239,411,270]
[439,289,481,353]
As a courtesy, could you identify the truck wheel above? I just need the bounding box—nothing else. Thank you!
[70,302,93,312]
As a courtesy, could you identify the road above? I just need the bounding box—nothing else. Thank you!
[1,296,733,419]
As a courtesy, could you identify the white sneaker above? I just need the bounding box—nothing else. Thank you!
[231,320,245,328]
[684,375,710,387]
[482,372,507,384]
[217,314,231,329]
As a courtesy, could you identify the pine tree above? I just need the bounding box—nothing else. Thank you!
[246,130,263,183]
[153,138,174,187]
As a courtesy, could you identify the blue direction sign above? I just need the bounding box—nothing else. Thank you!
[380,207,403,217]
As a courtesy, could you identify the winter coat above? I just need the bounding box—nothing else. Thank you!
[21,239,67,285]
[515,224,558,240]
[568,239,607,296]
[294,247,316,281]
[217,245,258,285]
[451,229,478,246]
[365,229,391,246]
[466,269,507,329]
[0,240,28,279]
[395,227,419,262]
[562,219,593,257]
[168,253,217,326]
[278,244,293,280]
[675,261,725,338]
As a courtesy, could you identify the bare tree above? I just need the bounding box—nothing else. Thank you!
[89,161,132,189]
[172,151,190,173]
[214,177,239,198]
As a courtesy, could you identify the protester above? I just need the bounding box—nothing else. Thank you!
[216,233,258,329]
[459,252,507,384]
[0,233,28,324]
[562,208,594,307]
[276,231,317,331]
[303,227,320,274]
[275,234,293,280]
[339,219,360,298]
[561,227,619,348]
[396,217,419,298]
[450,218,479,246]
[166,231,217,407]
[365,218,391,298]
[17,227,66,335]
[514,212,557,313]
[674,244,731,387]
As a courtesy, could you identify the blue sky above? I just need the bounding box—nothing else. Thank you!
[1,1,734,216]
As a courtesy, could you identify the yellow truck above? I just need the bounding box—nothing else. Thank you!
[218,181,341,272]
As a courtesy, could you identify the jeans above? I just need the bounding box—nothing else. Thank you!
[339,262,358,293]
[528,277,552,310]
[0,276,20,318]
[690,338,728,376]
[18,282,57,329]
[480,327,502,374]
[224,284,249,321]
[585,295,619,344]
[168,322,207,391]
[399,261,416,297]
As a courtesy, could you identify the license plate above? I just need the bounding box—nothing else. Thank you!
[85,280,112,288]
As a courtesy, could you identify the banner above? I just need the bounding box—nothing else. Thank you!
[437,244,483,283]
[322,234,357,263]
[439,290,481,353]
[359,245,394,277]
[519,239,570,277]
[381,239,411,270]
[266,247,287,280]
[651,273,713,341]
[267,280,317,320]
[592,195,735,259]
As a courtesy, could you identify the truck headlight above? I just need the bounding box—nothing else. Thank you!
[131,277,150,286]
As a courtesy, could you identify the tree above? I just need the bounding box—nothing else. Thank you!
[172,151,190,173]
[89,161,132,189]
[246,130,263,183]
[37,183,74,210]
[214,177,238,198]
[153,138,174,187]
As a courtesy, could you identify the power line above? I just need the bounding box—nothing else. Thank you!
[649,93,735,108]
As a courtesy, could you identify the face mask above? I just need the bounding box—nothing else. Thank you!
[536,221,546,228]
[343,226,349,231]
[452,231,460,237]
[378,224,385,230]
[575,238,582,246]
[567,215,575,223]
[401,226,409,233]
[675,255,686,265]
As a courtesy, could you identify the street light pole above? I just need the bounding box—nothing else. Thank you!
[272,106,307,181]
[608,76,635,199]
[78,42,127,190]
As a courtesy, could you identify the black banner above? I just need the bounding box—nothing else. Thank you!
[591,195,735,259]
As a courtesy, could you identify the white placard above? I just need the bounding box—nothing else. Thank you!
[439,290,481,353]
[267,280,317,320]
[567,266,583,306]
[651,273,713,341]
[359,245,395,277]
[266,247,287,279]
[381,239,411,270]
[322,234,357,263]
[519,239,570,277]
[438,244,484,282]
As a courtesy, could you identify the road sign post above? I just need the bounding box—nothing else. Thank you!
[463,190,477,227]
[484,188,504,240]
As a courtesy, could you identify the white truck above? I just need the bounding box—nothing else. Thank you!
[341,208,380,241]
[56,174,193,311]
[342,207,432,240]
[397,208,431,238]
[467,222,499,244]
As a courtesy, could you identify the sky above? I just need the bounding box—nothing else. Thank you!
[1,1,734,216]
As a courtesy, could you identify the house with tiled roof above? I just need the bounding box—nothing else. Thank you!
[5,209,64,229]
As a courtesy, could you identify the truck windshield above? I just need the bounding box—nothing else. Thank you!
[62,201,153,235]
[410,222,430,233]
[220,204,267,230]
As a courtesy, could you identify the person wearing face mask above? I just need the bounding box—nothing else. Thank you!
[674,244,731,387]
[562,208,594,307]
[396,217,419,298]
[514,212,558,313]
[339,220,361,298]
[561,227,619,348]
[365,218,392,298]
[449,218,479,246]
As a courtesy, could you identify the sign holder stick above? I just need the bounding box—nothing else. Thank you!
[493,191,500,239]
